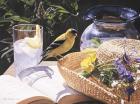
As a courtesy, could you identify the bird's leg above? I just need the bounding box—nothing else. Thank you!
[55,55,63,61]
[58,54,63,58]
[55,56,59,61]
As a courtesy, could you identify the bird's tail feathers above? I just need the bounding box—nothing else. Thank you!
[40,50,50,63]
[39,54,49,63]
[41,47,50,57]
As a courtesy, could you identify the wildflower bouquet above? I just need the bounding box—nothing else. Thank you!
[80,39,140,102]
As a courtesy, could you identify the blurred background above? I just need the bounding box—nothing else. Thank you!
[0,0,140,74]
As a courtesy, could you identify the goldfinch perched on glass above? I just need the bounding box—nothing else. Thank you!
[42,28,78,60]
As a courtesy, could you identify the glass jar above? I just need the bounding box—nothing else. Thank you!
[80,5,140,50]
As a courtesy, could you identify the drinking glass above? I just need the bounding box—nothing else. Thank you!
[13,24,43,76]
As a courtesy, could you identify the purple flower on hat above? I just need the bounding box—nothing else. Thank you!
[126,75,134,83]
[123,53,131,65]
[114,57,135,101]
[114,58,134,82]
[126,86,135,101]
[135,57,140,63]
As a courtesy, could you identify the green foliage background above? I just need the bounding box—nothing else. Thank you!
[1,0,139,74]
[0,0,90,74]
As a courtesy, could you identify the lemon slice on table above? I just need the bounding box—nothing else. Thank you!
[25,25,41,48]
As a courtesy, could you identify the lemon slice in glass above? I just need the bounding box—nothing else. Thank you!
[25,25,41,48]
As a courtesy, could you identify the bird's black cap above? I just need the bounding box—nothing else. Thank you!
[71,29,78,34]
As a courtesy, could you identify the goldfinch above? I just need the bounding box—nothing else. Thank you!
[43,28,78,60]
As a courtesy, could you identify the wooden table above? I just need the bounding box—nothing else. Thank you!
[4,61,57,76]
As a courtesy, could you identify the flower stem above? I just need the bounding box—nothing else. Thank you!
[96,59,115,68]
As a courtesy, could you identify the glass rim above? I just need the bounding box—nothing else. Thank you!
[12,24,43,31]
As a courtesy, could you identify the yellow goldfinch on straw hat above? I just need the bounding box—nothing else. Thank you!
[42,28,78,60]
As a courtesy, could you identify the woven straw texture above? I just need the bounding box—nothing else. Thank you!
[97,39,140,63]
[57,52,140,104]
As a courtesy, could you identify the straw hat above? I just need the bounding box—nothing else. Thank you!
[97,39,140,63]
[57,39,140,104]
[58,51,140,104]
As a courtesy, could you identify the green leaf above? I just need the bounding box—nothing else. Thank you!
[50,5,66,10]
[0,38,12,42]
[57,9,70,14]
[0,19,11,23]
[19,25,32,30]
[45,13,54,20]
[71,1,78,11]
[44,0,51,5]
[1,48,13,59]
[4,11,14,17]
[0,47,9,52]
[20,0,35,6]
[81,71,91,78]
[0,0,6,5]
[8,16,30,23]
[0,40,12,44]
[50,5,70,14]
[91,37,101,47]
[0,24,4,27]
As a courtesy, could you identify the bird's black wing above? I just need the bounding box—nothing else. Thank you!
[44,39,65,53]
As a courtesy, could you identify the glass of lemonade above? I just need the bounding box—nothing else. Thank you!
[13,24,43,76]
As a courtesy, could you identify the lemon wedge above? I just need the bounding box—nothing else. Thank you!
[25,25,41,48]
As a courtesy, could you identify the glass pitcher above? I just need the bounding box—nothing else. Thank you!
[80,5,140,50]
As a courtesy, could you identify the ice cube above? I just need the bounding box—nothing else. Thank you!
[14,39,39,57]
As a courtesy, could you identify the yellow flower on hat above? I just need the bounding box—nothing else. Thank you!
[81,48,96,55]
[80,49,96,73]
